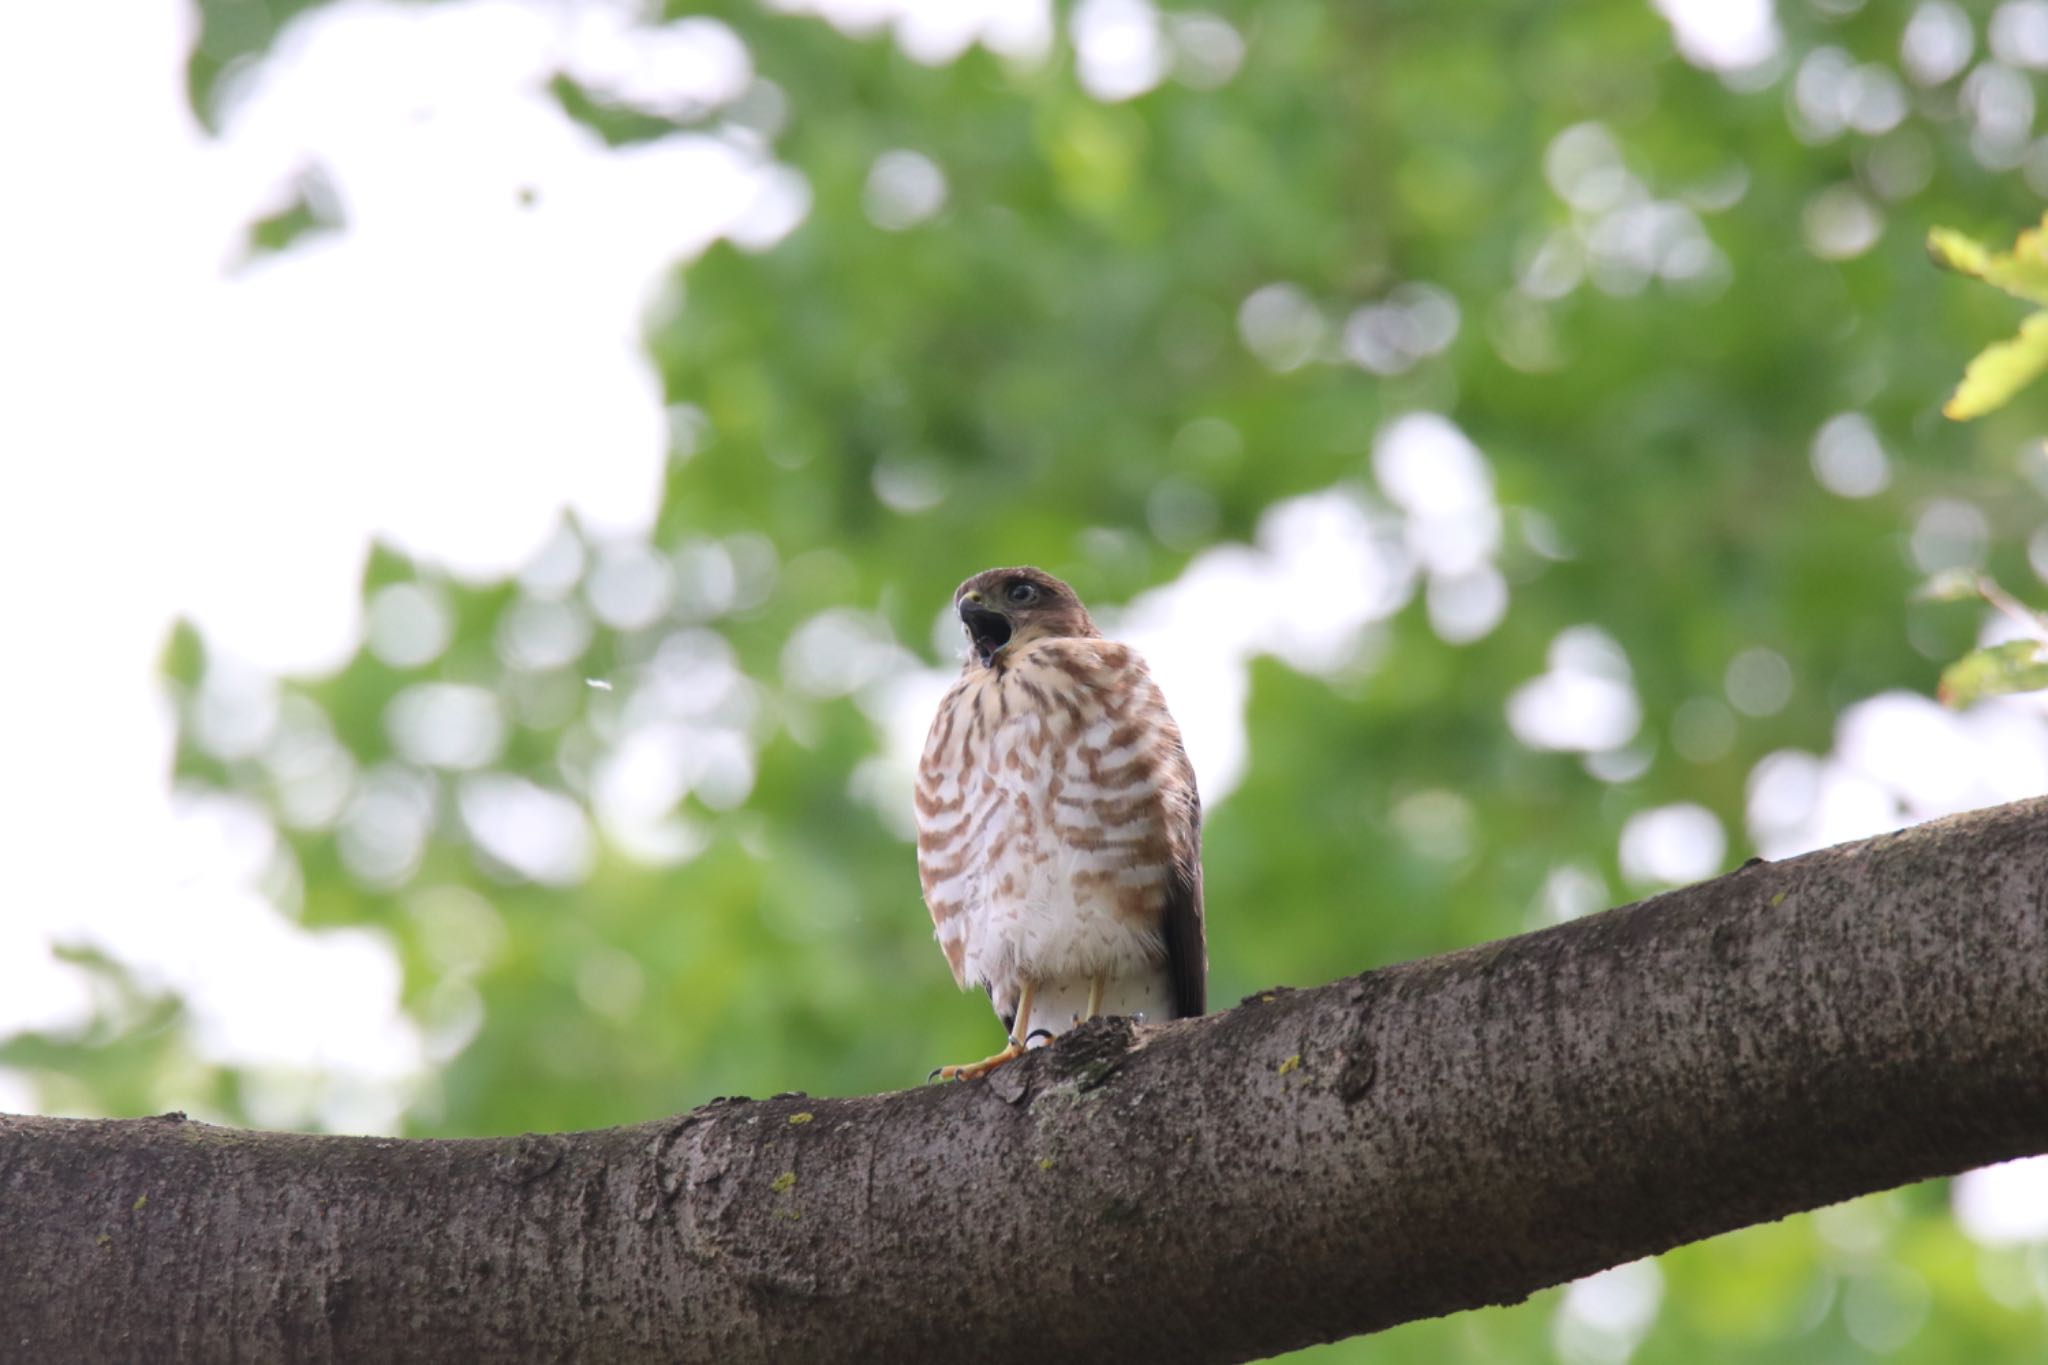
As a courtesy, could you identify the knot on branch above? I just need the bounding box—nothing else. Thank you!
[492,1133,564,1186]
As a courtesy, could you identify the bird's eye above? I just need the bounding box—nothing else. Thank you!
[1005,581,1039,605]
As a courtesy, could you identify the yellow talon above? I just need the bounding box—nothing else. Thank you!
[931,1040,1026,1082]
[930,981,1036,1082]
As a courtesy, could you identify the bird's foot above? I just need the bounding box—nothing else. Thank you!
[929,1038,1028,1083]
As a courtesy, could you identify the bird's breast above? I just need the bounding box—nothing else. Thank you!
[920,656,1171,935]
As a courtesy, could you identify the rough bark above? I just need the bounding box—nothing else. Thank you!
[5,797,2048,1365]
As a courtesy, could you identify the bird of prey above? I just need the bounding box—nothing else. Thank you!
[915,566,1205,1080]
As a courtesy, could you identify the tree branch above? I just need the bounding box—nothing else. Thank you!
[6,797,2048,1364]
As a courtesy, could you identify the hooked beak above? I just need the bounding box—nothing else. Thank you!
[959,595,1012,666]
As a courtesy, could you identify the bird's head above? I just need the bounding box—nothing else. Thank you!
[953,566,1098,668]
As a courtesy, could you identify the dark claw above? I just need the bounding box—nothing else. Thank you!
[1026,1028,1055,1046]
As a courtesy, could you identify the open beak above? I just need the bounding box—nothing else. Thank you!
[959,600,1012,666]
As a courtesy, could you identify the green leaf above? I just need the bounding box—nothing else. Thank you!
[158,618,207,689]
[1927,217,2048,306]
[1938,639,2048,707]
[1927,226,1993,278]
[1944,310,2048,419]
[1915,568,1984,603]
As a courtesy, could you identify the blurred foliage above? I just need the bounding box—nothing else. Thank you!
[1930,215,2048,418]
[1926,214,2048,707]
[1939,632,2048,702]
[14,0,2048,1362]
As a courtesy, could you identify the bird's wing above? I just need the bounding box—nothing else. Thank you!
[1094,647,1206,1019]
[1159,740,1207,1018]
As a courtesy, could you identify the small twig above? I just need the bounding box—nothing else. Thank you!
[1974,573,2048,640]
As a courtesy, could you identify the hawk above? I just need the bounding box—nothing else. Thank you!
[915,566,1205,1080]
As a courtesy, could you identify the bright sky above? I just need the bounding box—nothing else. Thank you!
[1,0,2045,1242]
[0,0,781,1130]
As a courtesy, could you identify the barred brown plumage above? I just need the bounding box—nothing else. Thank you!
[916,566,1205,1081]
